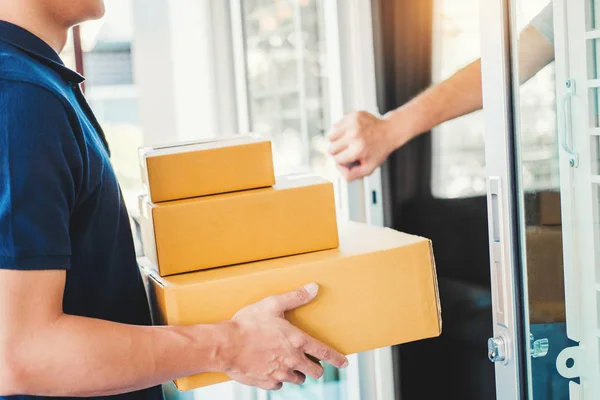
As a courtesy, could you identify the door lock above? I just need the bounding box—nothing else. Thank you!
[488,335,507,363]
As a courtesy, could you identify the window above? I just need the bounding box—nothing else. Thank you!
[431,0,557,198]
[430,0,485,199]
[240,0,336,181]
[514,1,558,192]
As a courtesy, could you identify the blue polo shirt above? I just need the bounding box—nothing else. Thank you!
[0,21,163,400]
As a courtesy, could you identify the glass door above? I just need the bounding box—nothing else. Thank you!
[482,0,600,398]
[508,1,573,398]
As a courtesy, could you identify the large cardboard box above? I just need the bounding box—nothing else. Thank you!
[140,222,441,391]
[526,226,565,323]
[139,135,275,203]
[140,174,339,276]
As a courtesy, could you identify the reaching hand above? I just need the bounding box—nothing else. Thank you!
[327,111,398,181]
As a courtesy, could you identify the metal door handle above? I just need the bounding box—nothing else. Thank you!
[560,79,579,167]
[488,177,508,328]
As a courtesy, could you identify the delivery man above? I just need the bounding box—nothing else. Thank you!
[0,1,348,398]
[328,3,555,181]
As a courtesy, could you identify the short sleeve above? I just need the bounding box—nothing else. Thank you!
[0,81,81,270]
[530,2,554,45]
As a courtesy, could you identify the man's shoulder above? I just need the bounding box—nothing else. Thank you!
[0,41,71,99]
[0,77,82,170]
[0,73,76,147]
[0,78,67,112]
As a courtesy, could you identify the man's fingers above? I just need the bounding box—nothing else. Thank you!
[336,164,352,181]
[268,283,319,313]
[273,369,306,385]
[327,138,349,156]
[332,115,352,131]
[327,126,346,142]
[303,337,348,369]
[293,371,307,385]
[344,160,361,169]
[345,163,372,182]
[306,353,321,364]
[294,354,325,380]
[336,163,368,182]
[333,147,360,165]
[265,382,283,391]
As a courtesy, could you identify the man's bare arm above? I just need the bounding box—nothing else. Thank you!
[0,270,347,396]
[0,269,233,396]
[328,25,555,181]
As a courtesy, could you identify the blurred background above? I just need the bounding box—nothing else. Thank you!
[60,0,556,209]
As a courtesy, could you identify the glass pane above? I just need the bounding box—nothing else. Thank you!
[595,136,600,174]
[587,38,600,80]
[241,0,336,181]
[595,183,600,276]
[591,88,600,128]
[587,0,600,31]
[430,0,485,199]
[591,3,600,388]
[584,5,600,306]
[510,1,570,398]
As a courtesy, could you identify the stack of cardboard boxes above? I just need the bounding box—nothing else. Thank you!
[137,135,441,391]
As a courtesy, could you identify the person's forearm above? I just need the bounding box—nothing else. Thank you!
[518,25,555,84]
[383,59,483,148]
[381,24,555,151]
[3,314,235,396]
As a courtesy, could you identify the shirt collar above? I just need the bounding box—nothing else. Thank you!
[0,20,85,84]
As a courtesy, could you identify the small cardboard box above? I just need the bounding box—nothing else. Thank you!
[139,135,275,203]
[140,174,339,276]
[140,222,441,391]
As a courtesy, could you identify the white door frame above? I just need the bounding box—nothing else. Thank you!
[479,0,525,398]
[554,0,600,397]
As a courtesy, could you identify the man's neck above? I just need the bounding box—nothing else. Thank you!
[0,1,68,53]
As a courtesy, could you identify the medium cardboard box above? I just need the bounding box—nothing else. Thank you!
[139,135,275,203]
[140,174,339,276]
[526,226,566,323]
[139,221,441,391]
